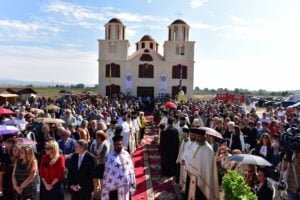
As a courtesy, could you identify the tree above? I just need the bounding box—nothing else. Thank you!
[72,83,85,89]
[194,86,200,92]
[234,88,240,94]
[217,88,224,92]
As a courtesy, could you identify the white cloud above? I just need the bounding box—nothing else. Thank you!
[191,22,216,31]
[44,1,105,28]
[147,0,152,3]
[0,45,98,84]
[45,1,104,21]
[220,15,300,43]
[105,10,169,24]
[194,57,299,91]
[126,28,137,37]
[44,1,169,30]
[1,20,59,33]
[0,19,59,32]
[0,19,61,41]
[190,0,208,8]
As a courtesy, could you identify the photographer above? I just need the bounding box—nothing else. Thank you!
[285,144,300,200]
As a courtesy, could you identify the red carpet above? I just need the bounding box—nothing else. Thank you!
[132,144,148,200]
[132,116,181,200]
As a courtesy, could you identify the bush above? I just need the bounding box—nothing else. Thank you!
[222,170,257,200]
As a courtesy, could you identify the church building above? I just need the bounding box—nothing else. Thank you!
[98,18,195,98]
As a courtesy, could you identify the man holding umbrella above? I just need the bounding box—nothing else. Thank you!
[184,127,219,200]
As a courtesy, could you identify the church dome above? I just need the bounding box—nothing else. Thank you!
[140,35,156,42]
[171,19,187,25]
[108,18,123,24]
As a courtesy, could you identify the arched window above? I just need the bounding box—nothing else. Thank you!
[108,25,111,40]
[122,27,125,40]
[139,63,154,78]
[106,84,120,97]
[176,46,180,55]
[140,54,153,61]
[180,45,185,55]
[172,65,187,79]
[141,42,145,48]
[116,26,119,39]
[106,63,120,78]
[174,26,178,40]
[150,43,153,49]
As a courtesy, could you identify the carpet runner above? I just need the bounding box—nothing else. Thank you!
[132,116,181,200]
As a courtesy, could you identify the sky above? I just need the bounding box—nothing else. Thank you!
[0,0,299,91]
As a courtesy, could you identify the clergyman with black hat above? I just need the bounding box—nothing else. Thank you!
[184,128,219,200]
[106,119,118,152]
[101,135,136,200]
[176,127,191,193]
[159,116,180,177]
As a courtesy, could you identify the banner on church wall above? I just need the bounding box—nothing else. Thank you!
[160,72,167,90]
[125,72,133,89]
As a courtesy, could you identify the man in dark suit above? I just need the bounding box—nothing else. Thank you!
[67,139,96,200]
[159,116,180,177]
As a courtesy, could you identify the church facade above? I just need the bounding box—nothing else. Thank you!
[98,18,195,98]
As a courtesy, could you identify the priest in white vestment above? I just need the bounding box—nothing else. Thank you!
[186,128,220,200]
[176,127,191,192]
[101,135,136,200]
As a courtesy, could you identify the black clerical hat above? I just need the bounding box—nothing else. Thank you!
[189,127,205,135]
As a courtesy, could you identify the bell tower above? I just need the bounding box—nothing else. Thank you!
[163,19,195,98]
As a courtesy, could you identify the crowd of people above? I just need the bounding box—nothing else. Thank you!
[157,100,300,200]
[0,93,299,200]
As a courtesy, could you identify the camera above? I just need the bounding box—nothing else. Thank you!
[279,127,300,162]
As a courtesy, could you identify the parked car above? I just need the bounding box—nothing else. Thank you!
[288,101,300,109]
[281,100,299,107]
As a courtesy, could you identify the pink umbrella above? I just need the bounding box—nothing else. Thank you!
[0,108,14,115]
[199,127,223,139]
[164,101,177,108]
[14,137,37,145]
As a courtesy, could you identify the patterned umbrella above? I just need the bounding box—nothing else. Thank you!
[0,108,14,115]
[0,125,19,135]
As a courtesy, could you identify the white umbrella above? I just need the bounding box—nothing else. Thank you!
[199,127,223,139]
[226,154,272,166]
[0,125,19,135]
[34,118,65,124]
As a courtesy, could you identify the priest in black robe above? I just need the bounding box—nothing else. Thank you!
[159,116,180,177]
